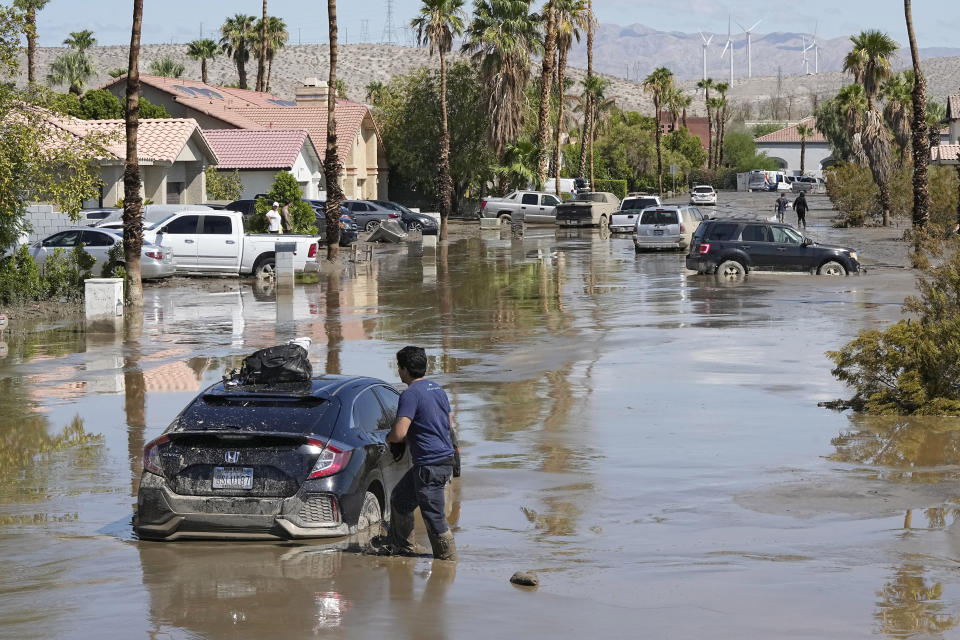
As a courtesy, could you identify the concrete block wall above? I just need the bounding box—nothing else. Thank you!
[23,205,77,244]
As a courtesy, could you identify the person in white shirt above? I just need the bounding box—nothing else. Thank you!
[266,202,282,234]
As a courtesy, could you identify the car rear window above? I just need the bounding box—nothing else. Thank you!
[180,392,331,434]
[693,187,714,193]
[621,197,657,210]
[639,210,679,225]
[704,222,740,240]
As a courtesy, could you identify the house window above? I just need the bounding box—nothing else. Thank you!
[166,181,184,204]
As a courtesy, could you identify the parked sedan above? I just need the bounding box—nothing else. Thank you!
[31,228,175,279]
[341,200,402,232]
[371,201,439,235]
[690,185,718,206]
[134,374,411,541]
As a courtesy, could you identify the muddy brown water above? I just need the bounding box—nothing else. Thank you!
[2,193,959,639]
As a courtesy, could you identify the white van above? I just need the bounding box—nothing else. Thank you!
[543,178,577,197]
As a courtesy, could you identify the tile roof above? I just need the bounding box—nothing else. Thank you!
[949,95,960,119]
[755,117,827,144]
[932,144,960,164]
[203,129,314,169]
[51,117,214,164]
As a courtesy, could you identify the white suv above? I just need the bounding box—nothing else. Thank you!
[690,185,717,205]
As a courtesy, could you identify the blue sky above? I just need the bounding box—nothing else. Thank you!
[26,1,959,48]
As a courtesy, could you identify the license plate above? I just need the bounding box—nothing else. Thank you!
[562,220,576,226]
[654,229,664,235]
[213,467,254,489]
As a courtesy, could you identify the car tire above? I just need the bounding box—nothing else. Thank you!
[817,260,847,276]
[356,490,382,531]
[498,214,511,224]
[600,215,607,227]
[409,222,423,232]
[717,259,746,278]
[365,220,380,232]
[254,256,275,278]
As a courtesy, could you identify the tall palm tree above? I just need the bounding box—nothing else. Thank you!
[882,71,913,157]
[47,51,94,95]
[254,16,288,93]
[904,0,929,232]
[256,0,267,91]
[535,0,557,188]
[796,123,813,173]
[583,74,611,187]
[697,78,715,169]
[124,0,145,306]
[577,0,594,181]
[412,0,466,241]
[220,14,256,89]
[186,38,218,84]
[706,96,724,169]
[551,0,588,194]
[678,92,692,129]
[461,0,541,158]
[324,0,344,260]
[13,0,50,84]
[63,29,96,52]
[642,66,673,194]
[713,82,730,168]
[364,80,386,104]
[834,83,868,164]
[843,29,898,225]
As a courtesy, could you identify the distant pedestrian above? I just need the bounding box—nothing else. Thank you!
[280,201,292,233]
[266,202,282,234]
[793,192,809,229]
[775,193,788,223]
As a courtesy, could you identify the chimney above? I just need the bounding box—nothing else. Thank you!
[295,78,330,106]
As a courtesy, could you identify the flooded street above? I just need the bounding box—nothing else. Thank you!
[2,193,959,639]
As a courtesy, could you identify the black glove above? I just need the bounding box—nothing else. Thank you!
[389,441,406,462]
[452,447,461,478]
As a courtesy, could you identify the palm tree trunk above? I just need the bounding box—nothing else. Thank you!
[237,57,247,89]
[25,8,37,84]
[438,49,452,241]
[553,47,567,195]
[655,101,663,194]
[123,0,144,306]
[589,102,596,188]
[862,108,893,225]
[324,0,343,260]
[800,139,806,173]
[577,102,590,180]
[705,92,712,170]
[266,57,273,93]
[905,0,929,232]
[718,108,727,168]
[201,58,208,84]
[682,107,687,129]
[535,0,557,189]
[256,0,267,91]
[579,0,593,183]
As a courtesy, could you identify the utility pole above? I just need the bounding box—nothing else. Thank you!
[381,0,396,45]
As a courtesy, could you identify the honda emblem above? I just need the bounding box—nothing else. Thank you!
[224,450,240,463]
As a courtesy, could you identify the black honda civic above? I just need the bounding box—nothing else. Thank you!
[135,375,410,541]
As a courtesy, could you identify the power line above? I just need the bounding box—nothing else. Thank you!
[360,19,369,43]
[381,0,396,45]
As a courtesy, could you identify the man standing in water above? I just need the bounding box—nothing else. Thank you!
[378,346,457,560]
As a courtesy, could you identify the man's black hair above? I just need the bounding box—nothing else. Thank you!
[397,346,427,378]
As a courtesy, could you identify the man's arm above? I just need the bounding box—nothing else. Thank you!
[387,416,411,443]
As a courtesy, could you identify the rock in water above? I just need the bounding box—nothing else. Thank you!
[509,571,538,587]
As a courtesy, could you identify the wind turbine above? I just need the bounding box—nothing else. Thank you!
[801,36,809,74]
[736,19,762,78]
[720,17,734,85]
[807,22,820,74]
[699,31,714,82]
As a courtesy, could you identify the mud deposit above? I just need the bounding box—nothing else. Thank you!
[1,192,958,639]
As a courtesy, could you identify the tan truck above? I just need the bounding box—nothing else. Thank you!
[554,192,621,228]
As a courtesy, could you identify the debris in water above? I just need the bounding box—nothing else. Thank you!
[510,571,538,587]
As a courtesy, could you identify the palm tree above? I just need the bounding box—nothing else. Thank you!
[335,78,348,98]
[678,92,692,129]
[904,0,929,232]
[697,78,715,169]
[834,83,868,164]
[843,29,898,225]
[642,66,673,194]
[108,67,127,78]
[551,0,588,194]
[253,16,288,92]
[220,13,256,89]
[149,56,184,78]
[323,0,344,260]
[412,0,466,241]
[47,51,94,95]
[256,0,267,91]
[882,71,913,157]
[796,123,813,173]
[583,74,611,187]
[706,96,724,168]
[364,80,386,104]
[461,0,541,158]
[124,0,145,306]
[498,138,538,189]
[63,29,96,52]
[714,82,730,168]
[535,0,557,188]
[186,38,218,84]
[577,0,594,181]
[13,0,50,84]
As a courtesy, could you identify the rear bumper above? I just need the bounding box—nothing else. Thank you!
[556,218,592,227]
[686,256,716,271]
[635,237,687,250]
[609,224,635,233]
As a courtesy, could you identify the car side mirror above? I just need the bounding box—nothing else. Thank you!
[802,237,813,246]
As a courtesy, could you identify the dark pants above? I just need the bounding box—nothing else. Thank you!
[797,211,806,228]
[391,463,452,536]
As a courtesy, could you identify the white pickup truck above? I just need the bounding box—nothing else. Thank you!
[101,209,321,276]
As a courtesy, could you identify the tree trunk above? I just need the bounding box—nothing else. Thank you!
[553,47,567,195]
[324,0,343,260]
[718,107,727,168]
[577,100,590,180]
[535,0,556,189]
[25,8,36,84]
[655,101,663,195]
[201,58,208,84]
[800,139,806,173]
[438,49,452,241]
[682,107,687,130]
[705,91,712,170]
[266,57,273,93]
[123,0,144,307]
[256,0,267,91]
[578,0,593,184]
[862,108,893,226]
[955,165,960,232]
[237,58,247,89]
[905,0,929,233]
[589,100,596,188]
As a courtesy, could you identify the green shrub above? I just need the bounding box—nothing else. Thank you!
[825,162,878,227]
[0,244,94,306]
[251,172,317,234]
[205,167,243,201]
[593,179,627,200]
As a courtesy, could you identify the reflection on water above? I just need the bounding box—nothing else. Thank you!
[876,562,958,638]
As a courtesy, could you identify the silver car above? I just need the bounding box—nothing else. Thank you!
[31,228,175,279]
[632,205,705,252]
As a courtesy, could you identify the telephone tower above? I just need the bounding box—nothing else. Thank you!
[381,0,396,45]
[360,19,369,42]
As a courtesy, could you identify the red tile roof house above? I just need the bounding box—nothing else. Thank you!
[753,117,832,174]
[203,129,323,200]
[931,93,960,167]
[98,75,389,201]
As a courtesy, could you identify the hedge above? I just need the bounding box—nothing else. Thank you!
[593,179,627,200]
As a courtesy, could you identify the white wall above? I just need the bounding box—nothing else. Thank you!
[755,142,832,172]
[236,171,278,199]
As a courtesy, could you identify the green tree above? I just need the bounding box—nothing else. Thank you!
[220,13,256,89]
[552,0,588,194]
[497,138,538,190]
[534,0,557,189]
[642,66,673,194]
[148,56,184,78]
[697,78,715,168]
[882,71,913,157]
[664,126,706,169]
[63,29,96,52]
[205,167,243,201]
[411,0,466,241]
[323,0,344,259]
[13,0,49,84]
[107,67,127,78]
[186,38,218,84]
[722,131,779,172]
[335,78,347,98]
[365,80,386,104]
[713,82,730,167]
[796,122,813,173]
[905,0,930,234]
[252,15,288,93]
[251,172,316,233]
[47,50,94,95]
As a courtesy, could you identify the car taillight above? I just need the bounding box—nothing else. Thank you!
[699,242,711,255]
[307,440,352,478]
[308,243,318,258]
[679,223,686,233]
[145,250,162,260]
[388,213,399,218]
[143,434,169,475]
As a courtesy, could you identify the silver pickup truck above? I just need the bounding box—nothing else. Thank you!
[479,191,563,224]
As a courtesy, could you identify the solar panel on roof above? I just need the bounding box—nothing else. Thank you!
[194,88,224,100]
[172,85,200,97]
[267,99,296,107]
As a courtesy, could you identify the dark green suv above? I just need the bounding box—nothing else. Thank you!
[686,218,860,276]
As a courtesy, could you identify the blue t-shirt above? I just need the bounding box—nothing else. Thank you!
[396,379,455,466]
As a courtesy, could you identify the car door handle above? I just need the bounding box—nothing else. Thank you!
[226,240,236,244]
[777,247,787,252]
[184,239,194,244]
